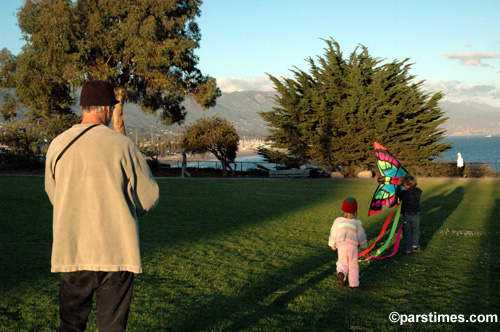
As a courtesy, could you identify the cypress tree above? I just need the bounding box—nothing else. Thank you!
[261,39,450,175]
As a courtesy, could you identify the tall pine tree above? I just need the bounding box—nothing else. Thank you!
[261,39,450,175]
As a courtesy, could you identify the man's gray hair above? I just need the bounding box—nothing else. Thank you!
[82,105,107,113]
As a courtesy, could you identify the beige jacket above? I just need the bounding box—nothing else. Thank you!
[45,124,159,273]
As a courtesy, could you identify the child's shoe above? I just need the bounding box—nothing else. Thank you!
[412,246,421,253]
[403,251,412,255]
[336,272,345,288]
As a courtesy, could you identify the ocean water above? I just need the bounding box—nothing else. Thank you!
[439,135,500,164]
[218,135,500,172]
[236,135,500,163]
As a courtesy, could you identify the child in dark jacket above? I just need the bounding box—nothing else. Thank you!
[397,174,423,255]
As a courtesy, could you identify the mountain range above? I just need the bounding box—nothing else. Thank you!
[1,90,499,137]
[128,91,500,137]
[437,100,500,136]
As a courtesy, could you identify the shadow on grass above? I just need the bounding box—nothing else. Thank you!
[3,177,497,331]
[147,248,337,332]
[175,181,471,331]
[418,182,465,250]
[354,181,465,277]
[1,177,342,307]
[1,178,329,292]
[132,180,463,331]
[485,182,500,313]
[139,179,329,241]
[0,176,54,292]
[134,179,350,331]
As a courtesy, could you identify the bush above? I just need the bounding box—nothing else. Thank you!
[466,163,499,178]
[407,162,499,178]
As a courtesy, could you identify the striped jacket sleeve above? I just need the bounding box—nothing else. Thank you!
[357,221,368,248]
[328,219,339,247]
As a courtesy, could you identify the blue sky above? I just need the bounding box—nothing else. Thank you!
[2,0,500,106]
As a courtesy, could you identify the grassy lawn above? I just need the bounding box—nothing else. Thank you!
[1,176,499,331]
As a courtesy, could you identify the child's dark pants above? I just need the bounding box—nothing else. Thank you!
[402,213,420,252]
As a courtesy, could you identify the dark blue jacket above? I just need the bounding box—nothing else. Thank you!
[396,186,422,215]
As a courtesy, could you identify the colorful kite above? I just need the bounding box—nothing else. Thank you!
[368,141,408,216]
[360,142,407,260]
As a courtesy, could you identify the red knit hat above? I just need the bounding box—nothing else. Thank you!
[342,197,358,214]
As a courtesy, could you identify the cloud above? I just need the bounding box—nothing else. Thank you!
[423,81,500,106]
[442,52,500,67]
[216,77,275,93]
[216,77,500,107]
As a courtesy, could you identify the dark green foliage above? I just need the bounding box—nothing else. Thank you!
[0,49,17,90]
[180,116,239,176]
[261,39,451,175]
[409,162,499,178]
[0,93,18,121]
[0,120,45,168]
[0,113,80,167]
[0,0,219,128]
[256,146,303,169]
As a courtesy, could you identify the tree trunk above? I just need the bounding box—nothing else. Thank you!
[221,159,228,177]
[220,158,235,177]
[113,86,126,135]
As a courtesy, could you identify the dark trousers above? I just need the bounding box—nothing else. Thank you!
[402,213,420,252]
[59,271,134,332]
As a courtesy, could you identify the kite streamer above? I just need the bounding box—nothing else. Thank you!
[360,141,407,260]
[367,225,403,260]
[358,206,397,258]
[363,205,402,260]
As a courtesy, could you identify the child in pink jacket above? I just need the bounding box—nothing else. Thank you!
[329,197,367,288]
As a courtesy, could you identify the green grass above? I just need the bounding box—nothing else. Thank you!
[1,176,499,331]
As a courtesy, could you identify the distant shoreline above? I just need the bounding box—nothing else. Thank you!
[159,148,259,162]
[446,133,499,137]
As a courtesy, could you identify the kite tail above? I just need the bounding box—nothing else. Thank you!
[359,205,402,261]
[358,206,397,258]
[366,225,403,260]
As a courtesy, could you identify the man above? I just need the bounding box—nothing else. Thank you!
[45,80,159,331]
[457,152,465,178]
[181,152,191,178]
